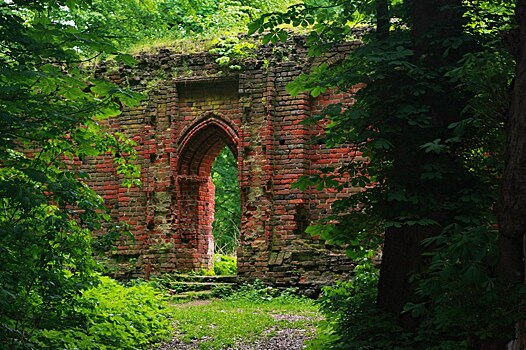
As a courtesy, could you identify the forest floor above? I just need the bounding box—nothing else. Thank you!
[155,297,322,350]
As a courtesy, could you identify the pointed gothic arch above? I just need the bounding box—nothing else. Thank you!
[173,114,240,270]
[89,46,358,288]
[176,114,239,176]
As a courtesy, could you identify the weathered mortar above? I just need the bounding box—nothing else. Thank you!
[87,37,362,289]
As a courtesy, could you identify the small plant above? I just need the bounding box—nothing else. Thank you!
[226,279,280,302]
[224,279,306,305]
[214,254,237,275]
[209,36,258,70]
[199,268,217,276]
[211,284,235,298]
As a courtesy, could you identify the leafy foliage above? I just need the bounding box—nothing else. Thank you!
[214,254,238,275]
[306,261,413,350]
[224,279,302,303]
[211,147,241,255]
[0,1,142,348]
[34,276,171,350]
[74,0,300,53]
[309,256,525,350]
[209,36,258,70]
[253,0,523,347]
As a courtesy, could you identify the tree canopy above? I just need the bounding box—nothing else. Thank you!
[73,0,300,52]
[2,0,526,349]
[254,0,525,348]
[0,0,142,347]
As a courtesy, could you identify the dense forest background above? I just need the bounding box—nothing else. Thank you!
[1,0,525,349]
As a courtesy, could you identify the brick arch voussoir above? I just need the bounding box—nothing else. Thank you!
[176,113,239,177]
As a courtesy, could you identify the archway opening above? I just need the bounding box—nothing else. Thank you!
[176,118,240,273]
[210,146,241,275]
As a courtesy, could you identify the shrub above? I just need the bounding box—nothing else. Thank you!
[224,279,305,304]
[306,260,413,350]
[34,276,171,350]
[309,257,525,349]
[214,254,237,275]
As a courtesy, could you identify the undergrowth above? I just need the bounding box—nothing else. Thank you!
[34,276,171,350]
[304,261,406,350]
[213,254,237,275]
[305,259,514,350]
[128,36,214,55]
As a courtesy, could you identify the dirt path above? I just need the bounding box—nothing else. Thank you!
[159,327,312,350]
[158,310,317,350]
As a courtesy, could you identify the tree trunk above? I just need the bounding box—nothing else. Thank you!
[377,226,430,328]
[376,0,389,40]
[496,1,526,348]
[376,0,465,324]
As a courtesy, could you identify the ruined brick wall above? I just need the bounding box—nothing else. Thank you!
[88,38,362,288]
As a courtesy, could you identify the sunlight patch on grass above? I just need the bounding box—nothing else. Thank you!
[169,296,320,349]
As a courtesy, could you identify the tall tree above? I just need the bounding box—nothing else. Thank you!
[0,1,141,347]
[253,0,520,347]
[377,0,468,323]
[497,0,526,347]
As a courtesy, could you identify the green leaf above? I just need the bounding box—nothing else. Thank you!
[371,138,393,150]
[116,53,137,66]
[403,302,427,318]
[419,139,447,154]
[90,80,117,96]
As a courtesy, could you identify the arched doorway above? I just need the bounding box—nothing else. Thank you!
[175,115,239,271]
[211,146,241,256]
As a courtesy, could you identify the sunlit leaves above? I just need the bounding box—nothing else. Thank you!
[211,147,241,255]
[305,223,337,241]
[0,0,143,347]
[75,0,299,52]
[464,0,515,37]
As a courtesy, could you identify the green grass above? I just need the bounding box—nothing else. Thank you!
[126,24,312,56]
[169,293,321,349]
[128,36,215,55]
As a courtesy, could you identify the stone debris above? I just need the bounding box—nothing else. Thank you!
[158,327,311,350]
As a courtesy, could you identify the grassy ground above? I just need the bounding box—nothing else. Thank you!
[165,286,321,349]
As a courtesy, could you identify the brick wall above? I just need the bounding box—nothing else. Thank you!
[88,38,362,289]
